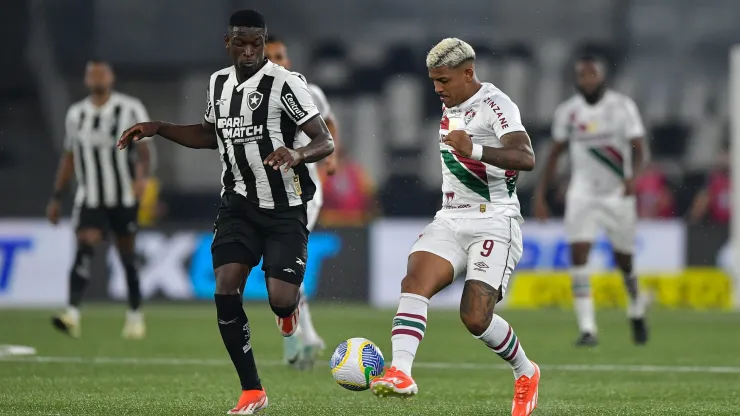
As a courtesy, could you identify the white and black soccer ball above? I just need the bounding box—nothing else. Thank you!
[329,337,385,391]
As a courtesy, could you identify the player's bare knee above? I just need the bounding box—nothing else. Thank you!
[77,229,103,246]
[266,277,300,317]
[570,243,591,266]
[614,252,633,274]
[459,280,498,336]
[214,265,245,295]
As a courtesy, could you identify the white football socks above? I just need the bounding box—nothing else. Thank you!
[476,314,536,379]
[572,266,597,335]
[390,293,429,376]
[296,284,320,344]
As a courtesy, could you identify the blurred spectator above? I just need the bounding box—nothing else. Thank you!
[635,163,675,218]
[688,152,731,224]
[319,150,377,227]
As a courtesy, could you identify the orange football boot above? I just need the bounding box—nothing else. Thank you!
[370,366,418,398]
[512,361,540,416]
[227,388,268,415]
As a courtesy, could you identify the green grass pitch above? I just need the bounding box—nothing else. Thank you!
[0,304,739,415]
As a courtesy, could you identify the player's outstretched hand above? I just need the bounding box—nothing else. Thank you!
[118,122,160,150]
[46,198,60,225]
[443,130,473,158]
[264,147,305,172]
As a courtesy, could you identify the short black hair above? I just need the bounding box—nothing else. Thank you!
[578,54,605,64]
[266,35,281,44]
[229,10,266,29]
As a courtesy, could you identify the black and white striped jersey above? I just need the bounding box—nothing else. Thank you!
[205,61,320,210]
[64,92,149,209]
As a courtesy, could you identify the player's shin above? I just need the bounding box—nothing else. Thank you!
[296,284,320,343]
[476,314,536,379]
[68,243,95,308]
[215,294,262,391]
[390,293,429,376]
[621,270,646,318]
[571,265,597,334]
[120,253,142,311]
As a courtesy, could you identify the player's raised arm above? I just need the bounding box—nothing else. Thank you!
[297,116,335,163]
[118,121,218,150]
[118,86,219,150]
[443,94,535,171]
[264,73,334,171]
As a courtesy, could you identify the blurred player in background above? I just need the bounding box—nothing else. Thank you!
[265,35,340,369]
[371,38,540,416]
[47,61,151,340]
[534,56,649,347]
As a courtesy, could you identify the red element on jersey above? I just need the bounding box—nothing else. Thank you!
[505,170,519,197]
[452,151,487,182]
[569,112,577,122]
[445,192,455,204]
[464,109,477,124]
[440,115,450,130]
[578,123,588,131]
[603,146,624,163]
[483,98,508,129]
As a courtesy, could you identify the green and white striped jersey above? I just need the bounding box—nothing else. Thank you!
[437,83,526,219]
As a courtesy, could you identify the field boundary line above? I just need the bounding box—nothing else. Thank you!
[1,355,739,374]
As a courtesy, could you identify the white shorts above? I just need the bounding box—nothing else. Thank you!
[410,215,523,299]
[306,198,321,232]
[564,194,636,253]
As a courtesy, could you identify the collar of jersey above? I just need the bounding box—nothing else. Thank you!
[448,83,489,110]
[235,61,275,92]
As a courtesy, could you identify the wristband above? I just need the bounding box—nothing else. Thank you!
[470,144,483,161]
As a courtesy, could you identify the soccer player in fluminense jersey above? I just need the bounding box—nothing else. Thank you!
[533,56,649,347]
[370,38,541,416]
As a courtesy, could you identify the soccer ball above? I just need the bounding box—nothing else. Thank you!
[329,337,385,391]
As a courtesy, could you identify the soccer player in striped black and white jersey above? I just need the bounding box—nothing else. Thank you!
[265,35,341,370]
[47,61,151,340]
[117,10,334,413]
[533,56,650,347]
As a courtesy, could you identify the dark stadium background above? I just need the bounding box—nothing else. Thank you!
[0,1,738,415]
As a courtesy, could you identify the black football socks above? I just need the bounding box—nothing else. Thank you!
[215,294,262,390]
[68,243,95,307]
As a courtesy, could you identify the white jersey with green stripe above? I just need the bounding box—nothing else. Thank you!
[437,83,526,220]
[552,90,645,197]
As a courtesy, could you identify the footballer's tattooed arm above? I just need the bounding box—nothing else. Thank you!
[480,131,535,171]
[459,280,499,337]
[443,130,535,171]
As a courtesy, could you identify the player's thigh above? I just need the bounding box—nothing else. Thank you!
[73,206,106,244]
[262,206,309,287]
[564,194,599,245]
[406,218,464,297]
[465,217,523,302]
[210,194,263,272]
[305,199,321,232]
[108,205,139,238]
[603,196,637,254]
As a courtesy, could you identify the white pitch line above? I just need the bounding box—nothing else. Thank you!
[1,355,739,374]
